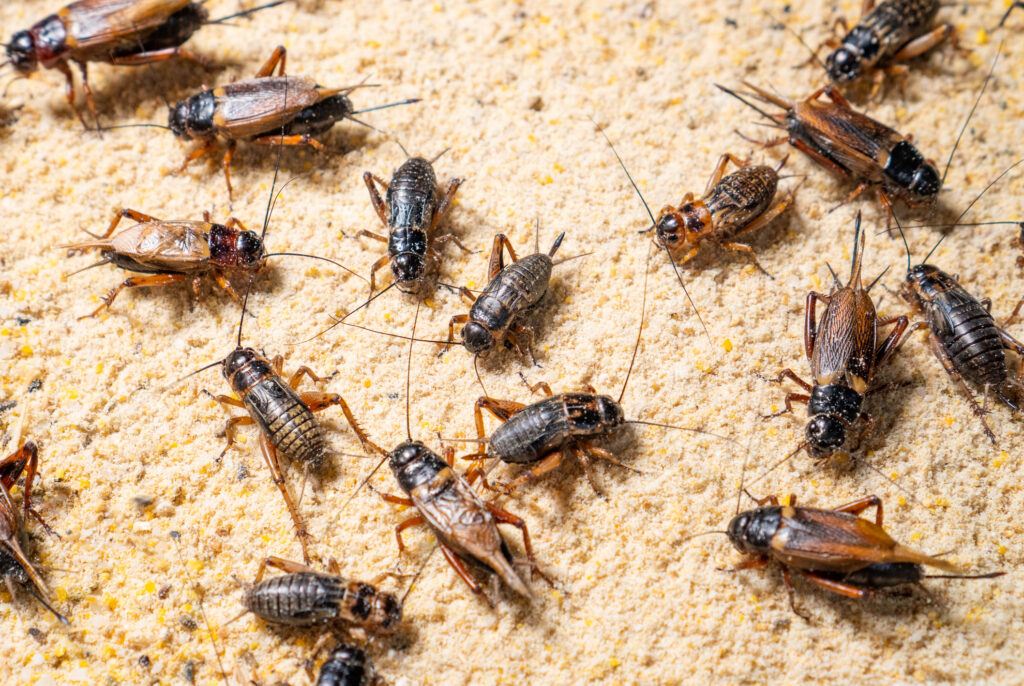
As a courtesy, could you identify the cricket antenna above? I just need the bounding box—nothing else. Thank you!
[350,98,422,117]
[299,281,399,345]
[764,10,826,72]
[744,441,806,491]
[406,303,421,440]
[619,243,651,404]
[263,252,367,282]
[399,544,439,606]
[590,115,712,345]
[171,531,228,686]
[392,138,411,157]
[714,83,782,125]
[207,0,288,25]
[922,157,1024,265]
[941,42,1001,186]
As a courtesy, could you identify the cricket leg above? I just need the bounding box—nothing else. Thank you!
[80,273,188,319]
[258,433,313,563]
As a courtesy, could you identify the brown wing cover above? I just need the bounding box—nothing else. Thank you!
[213,77,322,139]
[64,221,212,272]
[796,99,904,180]
[412,471,532,597]
[772,507,957,573]
[810,289,878,385]
[62,0,189,53]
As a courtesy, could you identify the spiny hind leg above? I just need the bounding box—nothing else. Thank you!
[720,241,773,279]
[926,333,996,444]
[730,191,793,243]
[891,24,955,63]
[249,134,323,150]
[439,543,484,597]
[487,233,520,279]
[89,208,161,240]
[799,569,867,599]
[582,442,641,475]
[259,433,313,563]
[108,46,209,68]
[831,495,883,526]
[362,172,390,226]
[487,503,552,585]
[498,451,565,495]
[79,272,189,319]
[781,567,812,621]
[253,556,315,583]
[430,177,464,233]
[300,391,384,455]
[704,153,749,196]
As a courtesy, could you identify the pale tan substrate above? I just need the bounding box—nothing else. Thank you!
[1,1,1023,684]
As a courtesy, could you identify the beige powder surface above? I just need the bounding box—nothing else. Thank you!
[1,1,1023,684]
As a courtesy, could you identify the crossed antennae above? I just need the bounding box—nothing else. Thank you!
[714,83,782,125]
[764,9,827,72]
[590,116,713,345]
[917,157,1024,266]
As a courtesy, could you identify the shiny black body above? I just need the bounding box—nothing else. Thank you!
[386,157,438,287]
[822,561,923,589]
[6,2,208,73]
[826,0,940,82]
[805,385,863,455]
[390,440,447,492]
[168,89,216,138]
[488,394,625,465]
[727,506,782,555]
[317,645,372,686]
[284,94,355,136]
[243,571,401,630]
[223,348,326,471]
[465,250,556,355]
[904,265,1011,392]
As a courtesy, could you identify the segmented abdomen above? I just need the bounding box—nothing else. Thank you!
[244,572,344,625]
[705,165,777,239]
[470,254,553,335]
[387,158,437,228]
[935,295,1006,387]
[317,645,370,686]
[244,379,325,470]
[489,396,571,464]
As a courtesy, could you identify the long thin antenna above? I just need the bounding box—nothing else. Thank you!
[170,531,228,686]
[298,281,399,345]
[99,123,173,131]
[263,252,367,282]
[922,157,1024,264]
[764,10,826,72]
[399,544,439,606]
[168,358,225,387]
[714,84,782,124]
[626,420,730,442]
[336,321,449,345]
[406,303,421,440]
[619,244,651,404]
[590,116,712,345]
[941,43,1002,186]
[744,441,806,491]
[349,99,422,116]
[207,0,288,25]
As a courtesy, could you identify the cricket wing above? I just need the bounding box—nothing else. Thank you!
[773,507,956,572]
[810,289,878,384]
[213,77,322,139]
[63,0,189,52]
[414,481,532,598]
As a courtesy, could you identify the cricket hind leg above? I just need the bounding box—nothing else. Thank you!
[79,272,189,319]
[258,433,314,564]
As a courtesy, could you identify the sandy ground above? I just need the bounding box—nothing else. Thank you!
[1,0,1024,684]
